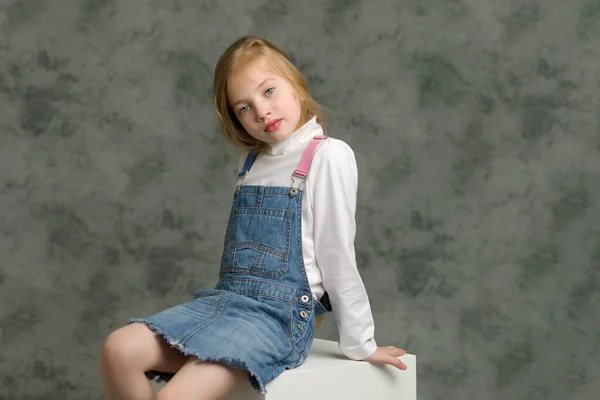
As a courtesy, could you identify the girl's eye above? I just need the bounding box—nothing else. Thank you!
[240,105,249,114]
[265,87,275,95]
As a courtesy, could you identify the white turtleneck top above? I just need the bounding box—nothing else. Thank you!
[235,117,378,360]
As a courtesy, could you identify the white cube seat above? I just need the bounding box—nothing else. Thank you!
[226,338,417,400]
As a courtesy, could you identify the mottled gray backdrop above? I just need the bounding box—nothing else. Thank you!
[1,0,599,399]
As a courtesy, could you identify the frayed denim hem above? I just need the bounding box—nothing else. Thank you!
[128,318,268,394]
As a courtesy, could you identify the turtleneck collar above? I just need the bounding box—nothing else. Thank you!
[265,116,322,156]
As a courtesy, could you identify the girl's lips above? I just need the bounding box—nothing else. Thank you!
[265,119,282,132]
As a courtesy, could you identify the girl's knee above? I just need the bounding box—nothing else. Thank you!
[101,323,146,366]
[101,331,128,367]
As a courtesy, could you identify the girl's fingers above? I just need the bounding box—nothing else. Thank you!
[385,346,406,356]
[364,346,408,370]
[391,346,406,356]
[389,356,408,370]
[388,347,407,369]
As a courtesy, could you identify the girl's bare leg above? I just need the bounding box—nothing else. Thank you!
[100,322,189,400]
[155,356,251,400]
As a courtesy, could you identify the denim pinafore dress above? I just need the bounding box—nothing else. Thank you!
[130,136,333,394]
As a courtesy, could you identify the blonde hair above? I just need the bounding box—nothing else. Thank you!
[213,36,326,151]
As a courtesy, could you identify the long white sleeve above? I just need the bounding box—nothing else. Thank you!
[308,140,378,360]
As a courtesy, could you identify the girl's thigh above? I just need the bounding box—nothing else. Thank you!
[103,322,189,374]
[157,356,250,399]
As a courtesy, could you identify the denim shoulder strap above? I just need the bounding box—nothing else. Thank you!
[238,151,259,178]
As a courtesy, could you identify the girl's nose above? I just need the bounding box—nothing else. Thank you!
[254,102,270,121]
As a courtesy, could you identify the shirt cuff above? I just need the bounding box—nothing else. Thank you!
[339,337,378,360]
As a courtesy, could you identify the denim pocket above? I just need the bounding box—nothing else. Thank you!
[222,207,291,278]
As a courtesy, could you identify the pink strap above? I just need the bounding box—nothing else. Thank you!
[293,135,328,178]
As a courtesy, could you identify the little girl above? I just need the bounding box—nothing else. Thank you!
[100,36,407,400]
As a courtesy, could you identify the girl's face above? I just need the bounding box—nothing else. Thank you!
[227,58,302,145]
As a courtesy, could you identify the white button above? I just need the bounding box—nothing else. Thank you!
[300,295,309,303]
[299,310,308,319]
[296,323,304,331]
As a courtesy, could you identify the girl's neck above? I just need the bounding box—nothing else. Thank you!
[266,116,319,156]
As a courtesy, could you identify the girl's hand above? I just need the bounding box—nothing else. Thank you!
[362,346,408,370]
